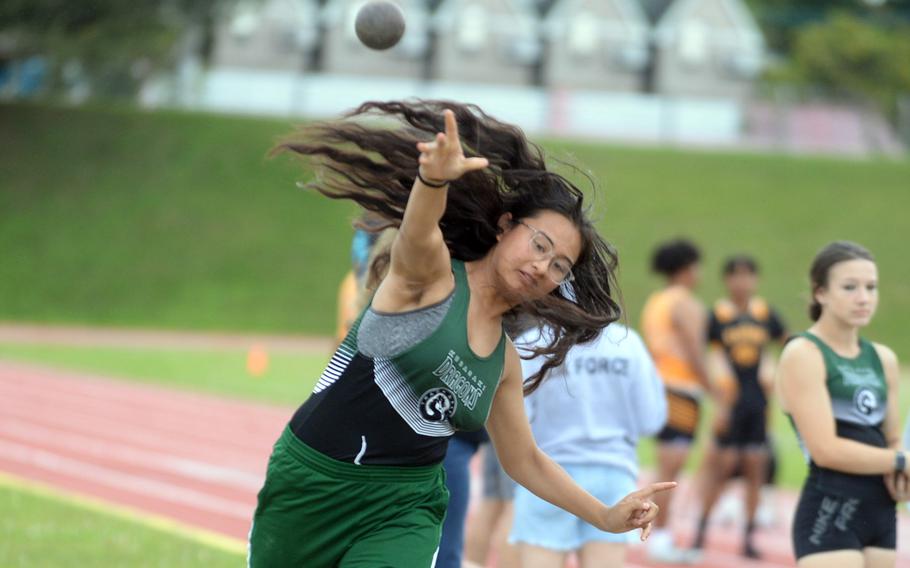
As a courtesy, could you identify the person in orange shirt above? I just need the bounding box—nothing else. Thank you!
[640,239,712,564]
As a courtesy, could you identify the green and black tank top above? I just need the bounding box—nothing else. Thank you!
[790,331,891,501]
[290,259,507,466]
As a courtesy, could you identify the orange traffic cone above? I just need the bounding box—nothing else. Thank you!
[247,344,269,378]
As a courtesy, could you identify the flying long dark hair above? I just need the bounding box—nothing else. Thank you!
[274,100,621,394]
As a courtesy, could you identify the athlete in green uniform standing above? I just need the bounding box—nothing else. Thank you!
[247,101,675,567]
[776,241,910,568]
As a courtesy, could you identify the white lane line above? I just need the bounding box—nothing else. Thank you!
[0,372,289,427]
[0,439,254,520]
[0,359,292,410]
[0,403,265,467]
[0,382,280,452]
[0,420,264,491]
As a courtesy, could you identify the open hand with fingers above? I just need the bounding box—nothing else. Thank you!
[416,109,489,186]
[601,481,677,541]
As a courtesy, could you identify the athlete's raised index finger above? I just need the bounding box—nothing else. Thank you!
[443,109,459,142]
[636,481,677,498]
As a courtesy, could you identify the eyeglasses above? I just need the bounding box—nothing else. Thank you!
[515,220,575,285]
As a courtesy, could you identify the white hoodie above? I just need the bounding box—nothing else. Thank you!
[516,324,667,478]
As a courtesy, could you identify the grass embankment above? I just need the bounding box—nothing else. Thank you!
[2,104,910,353]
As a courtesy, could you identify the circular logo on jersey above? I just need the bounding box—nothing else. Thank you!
[419,388,457,422]
[853,388,878,416]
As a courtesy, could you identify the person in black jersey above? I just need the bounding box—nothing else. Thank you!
[777,241,909,568]
[247,101,676,567]
[692,255,787,558]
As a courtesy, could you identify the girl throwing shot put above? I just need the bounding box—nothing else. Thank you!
[247,101,675,567]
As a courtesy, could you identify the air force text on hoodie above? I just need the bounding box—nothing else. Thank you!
[516,324,668,478]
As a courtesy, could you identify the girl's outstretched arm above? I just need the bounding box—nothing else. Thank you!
[487,343,675,540]
[375,109,488,311]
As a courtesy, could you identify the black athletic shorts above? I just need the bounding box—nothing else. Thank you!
[656,424,695,444]
[792,481,896,559]
[716,402,768,449]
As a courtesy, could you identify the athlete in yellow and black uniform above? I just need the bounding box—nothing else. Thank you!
[710,295,786,449]
[693,255,786,559]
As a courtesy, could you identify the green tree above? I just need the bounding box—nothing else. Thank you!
[0,0,238,98]
[744,0,910,54]
[776,13,910,118]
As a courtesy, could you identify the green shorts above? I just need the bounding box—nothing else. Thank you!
[248,426,449,567]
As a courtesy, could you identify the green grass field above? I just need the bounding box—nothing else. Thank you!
[2,103,910,355]
[0,104,354,334]
[0,482,243,567]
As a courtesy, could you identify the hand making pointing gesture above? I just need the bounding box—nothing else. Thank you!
[416,109,489,186]
[603,481,677,540]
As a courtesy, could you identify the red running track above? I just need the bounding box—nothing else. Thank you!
[2,360,908,567]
